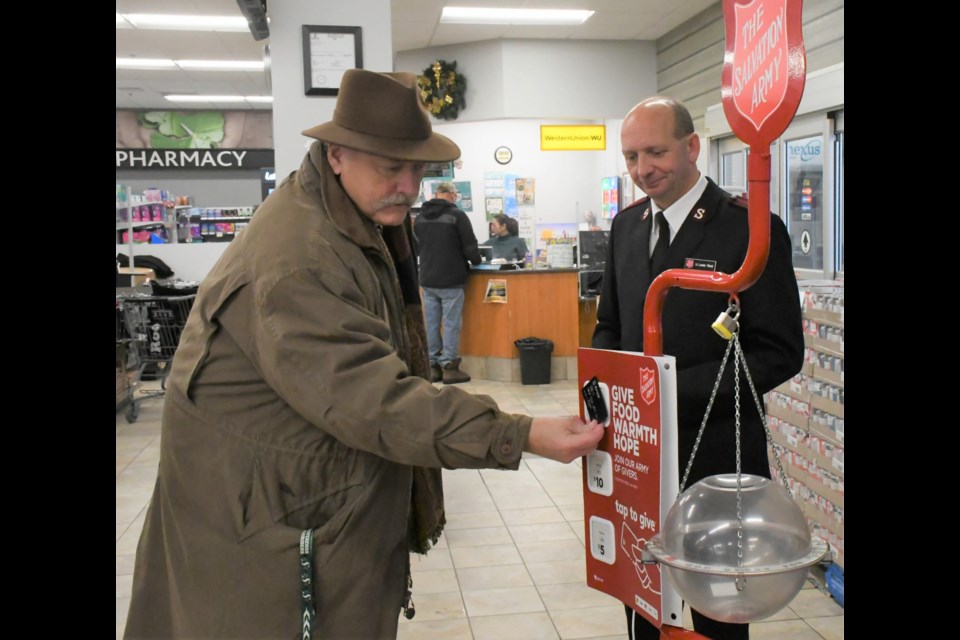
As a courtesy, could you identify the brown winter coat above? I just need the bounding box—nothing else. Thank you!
[124,143,532,640]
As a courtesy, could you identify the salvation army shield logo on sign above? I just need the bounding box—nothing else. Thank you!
[729,0,791,130]
[721,0,805,147]
[639,367,657,406]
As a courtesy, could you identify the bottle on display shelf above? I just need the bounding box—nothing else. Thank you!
[524,251,532,268]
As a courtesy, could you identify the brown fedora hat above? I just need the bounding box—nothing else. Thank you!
[302,69,461,163]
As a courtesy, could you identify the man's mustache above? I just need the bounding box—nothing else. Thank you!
[377,194,416,208]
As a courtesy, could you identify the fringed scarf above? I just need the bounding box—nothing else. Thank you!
[311,144,446,556]
[381,222,447,555]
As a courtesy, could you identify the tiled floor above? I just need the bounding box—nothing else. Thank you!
[117,378,844,640]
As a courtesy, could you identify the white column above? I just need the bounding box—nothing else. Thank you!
[267,0,393,178]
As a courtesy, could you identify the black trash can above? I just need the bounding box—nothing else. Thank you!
[514,337,553,385]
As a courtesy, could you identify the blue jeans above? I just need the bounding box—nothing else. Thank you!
[422,286,465,367]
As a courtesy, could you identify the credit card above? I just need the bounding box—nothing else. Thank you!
[582,376,608,423]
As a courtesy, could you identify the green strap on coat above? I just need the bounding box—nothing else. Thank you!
[300,529,315,640]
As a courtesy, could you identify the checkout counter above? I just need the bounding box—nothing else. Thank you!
[458,265,599,382]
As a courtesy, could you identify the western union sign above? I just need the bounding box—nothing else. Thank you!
[540,125,606,151]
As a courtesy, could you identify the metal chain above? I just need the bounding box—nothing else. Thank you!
[677,336,736,495]
[734,333,795,499]
[673,297,797,591]
[733,337,745,589]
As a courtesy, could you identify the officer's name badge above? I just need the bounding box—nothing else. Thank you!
[684,258,718,271]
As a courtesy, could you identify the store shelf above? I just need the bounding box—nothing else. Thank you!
[767,390,810,421]
[117,187,180,246]
[769,416,843,470]
[813,365,843,386]
[809,394,844,419]
[117,184,133,269]
[767,281,844,571]
[174,204,257,244]
[767,425,803,452]
[830,549,845,571]
[804,309,843,326]
[808,421,843,448]
[767,404,806,430]
[773,377,813,403]
[800,501,844,539]
[812,338,844,358]
[781,463,844,510]
[116,220,168,230]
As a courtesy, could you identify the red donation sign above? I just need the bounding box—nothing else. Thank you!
[579,348,682,628]
[721,0,806,147]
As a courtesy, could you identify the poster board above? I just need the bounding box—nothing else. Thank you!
[578,347,682,629]
[600,176,621,219]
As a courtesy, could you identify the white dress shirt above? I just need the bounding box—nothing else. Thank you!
[648,173,709,257]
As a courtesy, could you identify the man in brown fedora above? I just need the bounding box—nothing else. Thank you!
[123,69,604,640]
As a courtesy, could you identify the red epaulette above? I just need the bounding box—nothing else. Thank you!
[730,193,749,209]
[621,196,650,213]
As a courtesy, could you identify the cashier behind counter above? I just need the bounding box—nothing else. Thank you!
[486,214,528,261]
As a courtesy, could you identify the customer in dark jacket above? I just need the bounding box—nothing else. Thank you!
[414,182,481,383]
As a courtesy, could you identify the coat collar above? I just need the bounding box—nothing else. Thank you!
[630,177,725,228]
[298,141,383,252]
[626,178,729,278]
[661,178,725,267]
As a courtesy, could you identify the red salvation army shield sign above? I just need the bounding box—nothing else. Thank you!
[639,367,657,406]
[721,0,805,147]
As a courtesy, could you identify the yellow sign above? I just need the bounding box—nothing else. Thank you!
[540,125,606,151]
[484,279,508,303]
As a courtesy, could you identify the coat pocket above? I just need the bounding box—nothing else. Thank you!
[237,452,364,544]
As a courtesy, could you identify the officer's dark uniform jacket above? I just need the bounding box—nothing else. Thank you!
[592,177,804,483]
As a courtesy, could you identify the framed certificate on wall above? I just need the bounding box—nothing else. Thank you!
[302,25,363,96]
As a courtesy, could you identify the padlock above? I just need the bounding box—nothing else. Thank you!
[711,305,739,340]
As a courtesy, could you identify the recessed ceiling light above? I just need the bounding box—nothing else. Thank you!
[164,95,273,103]
[117,14,250,31]
[176,60,265,71]
[116,59,264,71]
[440,7,595,26]
[116,58,177,69]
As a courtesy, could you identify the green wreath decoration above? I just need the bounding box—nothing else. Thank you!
[417,59,466,121]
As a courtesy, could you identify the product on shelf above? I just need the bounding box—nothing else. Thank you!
[118,188,257,246]
[765,281,844,572]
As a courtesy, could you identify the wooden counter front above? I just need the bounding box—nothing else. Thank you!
[460,269,580,358]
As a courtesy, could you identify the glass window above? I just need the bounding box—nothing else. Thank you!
[720,149,746,195]
[783,134,825,271]
[714,137,780,220]
[768,141,779,217]
[834,130,844,275]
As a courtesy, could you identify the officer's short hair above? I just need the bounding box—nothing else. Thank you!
[637,96,695,140]
[435,182,457,194]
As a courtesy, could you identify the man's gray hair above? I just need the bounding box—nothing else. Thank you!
[435,182,457,194]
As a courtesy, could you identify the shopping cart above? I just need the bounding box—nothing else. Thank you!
[116,293,196,423]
